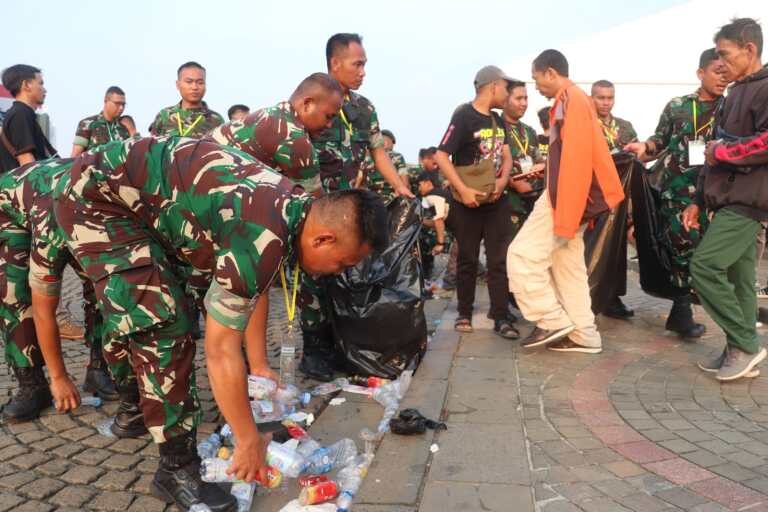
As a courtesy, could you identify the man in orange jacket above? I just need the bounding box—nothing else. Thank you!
[507,50,625,353]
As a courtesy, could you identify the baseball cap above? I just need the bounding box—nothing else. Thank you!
[474,65,516,90]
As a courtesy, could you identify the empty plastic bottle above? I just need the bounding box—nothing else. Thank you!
[197,432,222,460]
[248,375,278,400]
[200,458,283,488]
[304,438,357,475]
[335,454,372,512]
[80,396,102,407]
[266,440,307,478]
[310,378,348,396]
[279,327,298,387]
[231,481,256,512]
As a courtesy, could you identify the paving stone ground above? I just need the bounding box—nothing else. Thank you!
[7,257,768,511]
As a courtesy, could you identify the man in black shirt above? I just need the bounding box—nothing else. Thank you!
[436,65,517,339]
[0,65,56,172]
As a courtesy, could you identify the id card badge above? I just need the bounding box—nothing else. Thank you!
[519,156,534,173]
[688,139,706,166]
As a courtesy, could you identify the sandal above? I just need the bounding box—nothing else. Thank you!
[455,317,473,333]
[494,319,520,339]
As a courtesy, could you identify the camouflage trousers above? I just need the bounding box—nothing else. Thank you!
[55,191,200,444]
[0,229,102,369]
[659,168,709,289]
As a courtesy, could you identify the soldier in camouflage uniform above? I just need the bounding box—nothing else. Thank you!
[71,86,130,157]
[0,159,118,424]
[502,80,545,239]
[416,172,451,282]
[150,61,224,138]
[299,33,414,381]
[207,73,343,194]
[53,136,386,510]
[405,147,440,195]
[366,129,410,202]
[625,48,728,338]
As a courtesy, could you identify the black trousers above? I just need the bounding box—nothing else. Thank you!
[449,194,514,320]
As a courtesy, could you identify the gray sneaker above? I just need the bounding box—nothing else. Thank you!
[698,348,760,377]
[716,347,767,381]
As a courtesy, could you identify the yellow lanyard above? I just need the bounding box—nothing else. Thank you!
[176,113,203,137]
[509,125,529,155]
[692,100,713,138]
[601,119,618,147]
[338,107,354,136]
[105,121,115,142]
[279,261,300,323]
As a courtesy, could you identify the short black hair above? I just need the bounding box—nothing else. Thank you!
[177,61,205,77]
[591,79,614,90]
[105,86,125,98]
[417,171,438,186]
[291,72,343,100]
[227,104,249,120]
[418,147,437,160]
[507,79,526,92]
[699,48,720,70]
[532,49,569,77]
[326,33,363,68]
[314,189,388,253]
[1,64,41,97]
[715,17,763,57]
[537,107,551,130]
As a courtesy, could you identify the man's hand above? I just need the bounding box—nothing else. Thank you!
[624,142,648,159]
[250,365,279,384]
[395,182,415,199]
[50,375,81,412]
[488,177,507,203]
[705,141,719,166]
[458,186,486,208]
[431,243,445,256]
[227,431,272,482]
[682,205,701,232]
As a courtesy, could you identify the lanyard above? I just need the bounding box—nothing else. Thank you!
[338,107,354,136]
[601,118,618,147]
[509,125,529,155]
[105,121,115,142]
[692,100,713,138]
[279,261,300,323]
[176,113,203,137]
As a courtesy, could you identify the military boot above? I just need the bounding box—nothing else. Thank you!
[1,365,53,423]
[83,345,119,401]
[151,431,237,512]
[666,295,706,339]
[110,381,149,438]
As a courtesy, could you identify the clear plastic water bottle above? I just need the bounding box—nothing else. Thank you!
[201,458,232,482]
[304,438,358,474]
[335,455,371,512]
[231,481,256,512]
[197,432,222,460]
[80,396,102,408]
[266,440,307,478]
[279,326,298,387]
[248,375,278,400]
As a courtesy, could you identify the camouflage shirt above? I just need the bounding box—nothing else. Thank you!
[505,120,541,173]
[56,137,310,331]
[149,101,224,138]
[73,113,130,150]
[598,115,638,152]
[313,92,385,193]
[0,158,75,295]
[647,91,723,174]
[366,149,408,202]
[206,102,320,192]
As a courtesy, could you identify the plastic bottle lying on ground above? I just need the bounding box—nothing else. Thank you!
[310,378,349,396]
[80,396,102,408]
[267,440,308,478]
[304,438,357,475]
[278,500,336,512]
[299,480,338,505]
[348,376,391,388]
[335,454,373,512]
[197,432,222,459]
[200,458,283,488]
[231,481,256,512]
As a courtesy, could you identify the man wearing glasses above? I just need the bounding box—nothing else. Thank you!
[71,86,130,157]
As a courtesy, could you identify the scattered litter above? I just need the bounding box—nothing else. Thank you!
[286,411,309,423]
[279,499,336,511]
[390,409,447,435]
[430,443,439,453]
[80,396,102,408]
[341,384,374,396]
[329,397,347,406]
[96,418,116,438]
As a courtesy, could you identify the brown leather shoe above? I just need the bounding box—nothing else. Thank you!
[58,317,84,340]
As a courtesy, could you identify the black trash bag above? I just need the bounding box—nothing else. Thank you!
[584,152,634,314]
[325,197,427,379]
[390,408,447,436]
[629,160,688,300]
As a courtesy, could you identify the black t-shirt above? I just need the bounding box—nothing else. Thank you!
[0,101,55,172]
[438,103,509,173]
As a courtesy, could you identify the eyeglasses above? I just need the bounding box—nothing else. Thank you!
[107,100,126,107]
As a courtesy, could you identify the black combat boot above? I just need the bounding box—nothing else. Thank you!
[298,326,338,382]
[1,365,53,423]
[110,381,149,438]
[151,431,237,512]
[83,345,119,401]
[665,295,706,339]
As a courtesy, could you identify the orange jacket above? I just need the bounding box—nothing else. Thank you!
[546,80,625,238]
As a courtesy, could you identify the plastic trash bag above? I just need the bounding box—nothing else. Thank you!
[326,198,427,379]
[584,152,634,314]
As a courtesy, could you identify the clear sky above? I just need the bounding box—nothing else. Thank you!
[4,0,705,160]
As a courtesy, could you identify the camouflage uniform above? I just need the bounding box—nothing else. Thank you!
[366,149,408,203]
[53,137,309,442]
[647,92,722,288]
[206,101,321,193]
[314,92,385,193]
[0,159,103,368]
[73,113,130,150]
[599,116,638,152]
[506,120,542,238]
[150,101,224,138]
